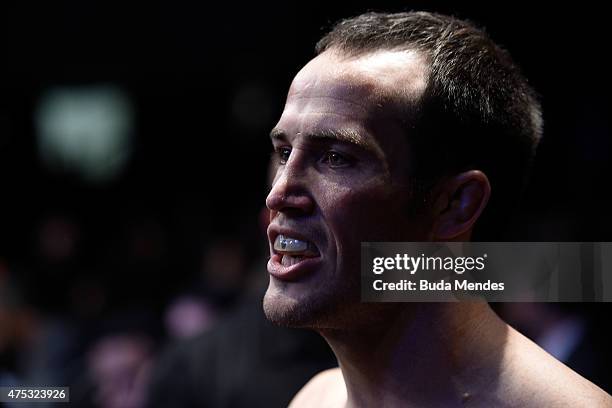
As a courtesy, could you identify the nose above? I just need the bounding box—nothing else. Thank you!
[266,158,315,215]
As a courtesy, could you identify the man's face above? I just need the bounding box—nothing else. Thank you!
[264,49,430,329]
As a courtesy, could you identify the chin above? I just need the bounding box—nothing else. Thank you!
[263,283,322,328]
[262,277,361,330]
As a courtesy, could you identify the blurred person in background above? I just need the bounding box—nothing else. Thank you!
[0,272,26,386]
[70,311,159,408]
[85,332,155,408]
[0,263,76,396]
[159,238,248,343]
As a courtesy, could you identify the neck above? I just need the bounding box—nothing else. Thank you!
[318,302,509,407]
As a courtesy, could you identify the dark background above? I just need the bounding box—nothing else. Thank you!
[0,1,610,406]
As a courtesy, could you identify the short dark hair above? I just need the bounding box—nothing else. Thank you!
[316,11,542,238]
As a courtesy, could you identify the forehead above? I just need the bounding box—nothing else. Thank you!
[274,49,428,164]
[290,48,428,103]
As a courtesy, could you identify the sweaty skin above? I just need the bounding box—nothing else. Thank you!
[265,50,612,408]
[264,49,431,329]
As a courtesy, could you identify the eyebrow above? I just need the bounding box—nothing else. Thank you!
[269,128,374,152]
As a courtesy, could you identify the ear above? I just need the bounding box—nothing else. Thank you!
[430,170,491,240]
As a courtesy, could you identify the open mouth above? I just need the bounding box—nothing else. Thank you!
[268,233,322,281]
[274,234,320,266]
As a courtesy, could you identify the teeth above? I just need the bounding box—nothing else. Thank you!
[274,234,309,253]
[281,254,302,267]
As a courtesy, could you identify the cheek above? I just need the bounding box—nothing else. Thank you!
[325,182,412,246]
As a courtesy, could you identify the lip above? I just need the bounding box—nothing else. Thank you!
[267,254,323,282]
[267,225,322,282]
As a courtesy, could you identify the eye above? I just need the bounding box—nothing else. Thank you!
[322,151,351,168]
[275,147,291,165]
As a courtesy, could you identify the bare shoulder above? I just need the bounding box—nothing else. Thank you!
[533,362,612,407]
[529,365,612,407]
[502,327,612,407]
[289,368,346,408]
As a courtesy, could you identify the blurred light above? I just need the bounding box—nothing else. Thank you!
[164,295,216,339]
[35,85,134,182]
